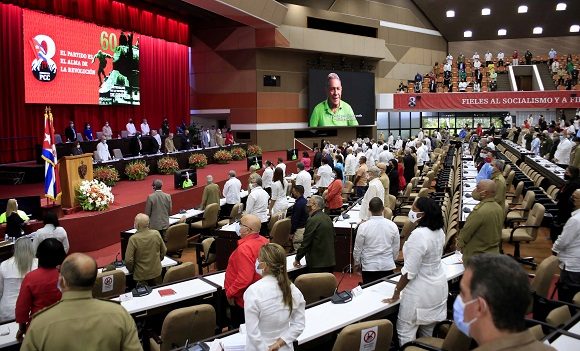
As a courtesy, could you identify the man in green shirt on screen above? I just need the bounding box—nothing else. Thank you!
[309,73,358,127]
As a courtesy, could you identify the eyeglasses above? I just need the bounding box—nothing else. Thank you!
[240,223,253,231]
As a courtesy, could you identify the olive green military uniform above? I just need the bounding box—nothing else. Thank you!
[491,171,506,211]
[200,183,220,210]
[458,198,504,264]
[125,228,167,283]
[295,210,336,270]
[571,144,580,168]
[21,290,142,351]
[541,137,553,158]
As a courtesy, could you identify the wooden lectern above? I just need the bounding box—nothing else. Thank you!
[58,154,94,208]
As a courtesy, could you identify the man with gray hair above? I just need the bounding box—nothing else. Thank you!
[360,166,385,220]
[295,162,312,198]
[294,195,336,273]
[145,179,172,233]
[223,170,242,216]
[344,147,357,182]
[200,175,220,210]
[245,175,270,235]
[125,213,167,285]
[309,72,358,127]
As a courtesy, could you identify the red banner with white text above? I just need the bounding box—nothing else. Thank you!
[394,91,580,110]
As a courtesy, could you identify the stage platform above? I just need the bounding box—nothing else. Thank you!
[0,150,300,265]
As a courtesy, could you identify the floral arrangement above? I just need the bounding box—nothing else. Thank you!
[157,157,179,175]
[213,150,233,163]
[247,144,262,156]
[231,147,247,160]
[76,179,114,211]
[188,153,208,168]
[125,160,150,181]
[93,166,120,187]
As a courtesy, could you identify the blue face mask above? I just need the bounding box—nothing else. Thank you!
[255,259,263,276]
[453,295,478,336]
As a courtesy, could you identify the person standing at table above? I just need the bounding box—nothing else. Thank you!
[199,175,220,210]
[164,132,177,153]
[125,213,167,286]
[300,152,311,172]
[295,162,312,198]
[102,121,113,140]
[145,179,172,233]
[553,189,580,302]
[223,170,242,218]
[384,197,447,346]
[490,160,506,211]
[344,147,357,182]
[0,238,37,323]
[83,123,94,141]
[359,166,385,221]
[246,175,270,236]
[64,121,77,142]
[454,254,555,351]
[225,214,269,328]
[457,180,503,265]
[269,167,289,218]
[125,118,137,137]
[276,157,287,177]
[244,243,306,351]
[151,130,162,153]
[140,118,150,136]
[15,239,65,341]
[314,157,333,190]
[290,185,308,252]
[31,212,69,254]
[323,167,343,216]
[554,131,573,167]
[353,156,368,198]
[225,128,234,145]
[21,253,142,351]
[96,135,111,161]
[293,195,336,273]
[555,166,580,231]
[2,199,29,239]
[262,160,274,196]
[354,197,399,285]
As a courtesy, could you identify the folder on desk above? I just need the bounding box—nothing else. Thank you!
[158,288,176,297]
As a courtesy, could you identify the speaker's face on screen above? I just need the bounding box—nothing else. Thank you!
[327,78,342,108]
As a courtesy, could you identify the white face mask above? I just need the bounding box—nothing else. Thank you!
[408,210,422,223]
[234,222,241,237]
[255,259,263,276]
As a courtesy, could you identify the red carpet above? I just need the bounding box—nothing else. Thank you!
[0,150,302,260]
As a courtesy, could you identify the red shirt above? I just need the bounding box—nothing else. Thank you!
[325,179,343,210]
[225,132,234,145]
[15,267,62,325]
[301,157,311,171]
[224,233,269,307]
[398,164,407,190]
[476,127,483,136]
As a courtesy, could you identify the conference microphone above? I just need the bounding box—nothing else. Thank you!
[114,252,124,268]
[331,264,353,304]
[334,197,363,222]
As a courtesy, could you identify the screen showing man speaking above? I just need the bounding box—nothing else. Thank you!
[23,9,140,105]
[308,69,375,127]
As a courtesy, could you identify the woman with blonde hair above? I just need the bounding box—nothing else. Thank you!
[2,199,29,239]
[0,238,38,322]
[244,243,305,351]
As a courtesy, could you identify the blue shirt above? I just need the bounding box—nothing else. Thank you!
[291,196,308,233]
[476,162,493,183]
[335,162,345,182]
[459,129,467,139]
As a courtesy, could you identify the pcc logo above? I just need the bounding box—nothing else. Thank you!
[30,35,57,82]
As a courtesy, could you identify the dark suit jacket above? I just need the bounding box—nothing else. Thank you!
[64,127,77,142]
[296,210,336,269]
[145,190,172,231]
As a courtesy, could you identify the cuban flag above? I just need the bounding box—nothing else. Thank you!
[41,108,59,199]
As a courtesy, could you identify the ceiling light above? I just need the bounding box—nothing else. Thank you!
[533,27,543,34]
[446,10,455,17]
[556,3,567,11]
[498,29,507,36]
[571,25,580,33]
[518,5,528,13]
[464,30,472,38]
[482,8,491,15]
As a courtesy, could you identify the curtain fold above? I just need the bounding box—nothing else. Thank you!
[0,2,190,164]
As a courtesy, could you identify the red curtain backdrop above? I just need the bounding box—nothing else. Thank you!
[0,2,190,164]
